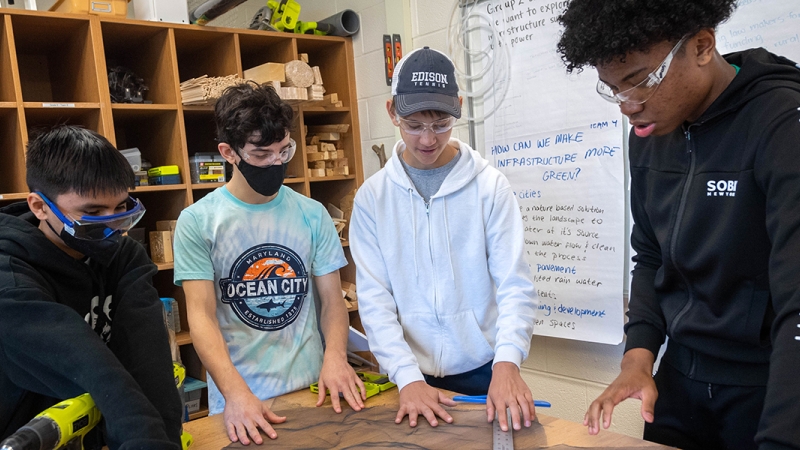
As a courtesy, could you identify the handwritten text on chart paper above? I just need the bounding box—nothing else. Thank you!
[490,121,625,342]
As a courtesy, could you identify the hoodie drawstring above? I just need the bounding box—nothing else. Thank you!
[409,188,419,276]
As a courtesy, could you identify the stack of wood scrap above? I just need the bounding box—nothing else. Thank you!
[339,188,357,241]
[341,281,358,310]
[180,75,246,106]
[281,60,313,102]
[306,124,350,177]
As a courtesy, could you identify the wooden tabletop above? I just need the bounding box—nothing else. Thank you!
[184,388,670,449]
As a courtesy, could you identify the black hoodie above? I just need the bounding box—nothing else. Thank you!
[0,202,182,449]
[626,48,800,449]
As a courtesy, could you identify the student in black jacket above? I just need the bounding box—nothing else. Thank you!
[0,126,183,449]
[557,1,800,449]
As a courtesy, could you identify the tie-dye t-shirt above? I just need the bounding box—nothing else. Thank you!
[173,185,347,414]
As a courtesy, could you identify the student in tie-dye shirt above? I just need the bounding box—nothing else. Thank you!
[173,82,365,446]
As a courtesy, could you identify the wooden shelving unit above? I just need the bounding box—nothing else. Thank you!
[0,9,364,421]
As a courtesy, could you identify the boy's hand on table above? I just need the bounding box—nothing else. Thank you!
[487,362,535,431]
[223,390,286,445]
[316,354,367,413]
[396,381,457,427]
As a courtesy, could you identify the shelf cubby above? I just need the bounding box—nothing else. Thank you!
[237,31,296,74]
[112,108,186,174]
[182,108,217,157]
[295,36,351,108]
[0,108,26,194]
[173,28,238,82]
[10,14,101,103]
[1,16,19,103]
[100,22,178,105]
[24,106,105,136]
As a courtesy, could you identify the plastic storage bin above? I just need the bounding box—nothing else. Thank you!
[184,377,207,416]
[189,153,227,184]
[120,148,142,172]
[49,0,128,16]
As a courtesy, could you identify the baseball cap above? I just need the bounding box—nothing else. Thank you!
[391,47,461,119]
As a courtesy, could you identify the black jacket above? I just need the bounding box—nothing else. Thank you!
[0,202,182,449]
[626,48,800,450]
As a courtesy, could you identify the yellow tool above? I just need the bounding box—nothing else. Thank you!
[0,393,101,450]
[0,363,193,450]
[267,0,301,32]
[294,21,332,36]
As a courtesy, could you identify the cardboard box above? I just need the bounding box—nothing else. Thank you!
[244,62,286,84]
[50,0,127,15]
[149,231,173,263]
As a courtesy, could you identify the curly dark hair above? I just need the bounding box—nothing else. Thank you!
[556,0,737,73]
[214,81,294,151]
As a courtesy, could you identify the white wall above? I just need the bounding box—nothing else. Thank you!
[409,0,644,439]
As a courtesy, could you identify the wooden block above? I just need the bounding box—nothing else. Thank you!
[307,152,326,162]
[323,93,338,104]
[320,142,336,152]
[149,231,173,263]
[299,53,309,63]
[269,80,281,91]
[334,157,349,167]
[307,135,320,145]
[333,101,343,107]
[283,60,315,88]
[343,166,349,175]
[156,220,177,243]
[336,150,345,159]
[307,124,350,133]
[243,62,285,83]
[311,160,326,169]
[305,145,318,153]
[308,168,326,177]
[315,132,340,141]
[312,66,323,85]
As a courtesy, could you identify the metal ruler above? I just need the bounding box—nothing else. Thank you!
[492,409,514,450]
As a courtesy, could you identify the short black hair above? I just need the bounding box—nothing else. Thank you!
[26,125,134,199]
[214,81,294,151]
[557,0,738,73]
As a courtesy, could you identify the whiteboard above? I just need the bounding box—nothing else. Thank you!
[717,0,800,61]
[471,0,627,345]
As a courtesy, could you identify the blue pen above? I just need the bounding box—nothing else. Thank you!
[452,395,551,408]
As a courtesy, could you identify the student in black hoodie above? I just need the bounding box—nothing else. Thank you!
[557,1,800,449]
[0,126,182,449]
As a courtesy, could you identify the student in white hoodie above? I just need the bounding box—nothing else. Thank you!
[350,47,538,433]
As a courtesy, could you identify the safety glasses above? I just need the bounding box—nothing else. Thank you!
[597,35,690,105]
[37,192,145,240]
[239,138,296,167]
[396,116,457,136]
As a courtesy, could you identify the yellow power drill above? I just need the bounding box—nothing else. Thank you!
[1,364,192,450]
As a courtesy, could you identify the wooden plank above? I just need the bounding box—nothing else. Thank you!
[307,124,350,133]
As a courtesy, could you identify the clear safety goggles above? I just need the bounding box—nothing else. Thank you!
[38,192,146,240]
[397,116,457,136]
[239,138,296,167]
[596,35,689,105]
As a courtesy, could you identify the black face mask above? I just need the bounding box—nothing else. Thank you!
[46,219,122,266]
[237,159,286,197]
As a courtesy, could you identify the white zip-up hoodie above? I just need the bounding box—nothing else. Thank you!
[350,138,537,390]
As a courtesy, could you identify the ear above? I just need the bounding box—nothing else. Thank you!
[27,192,48,221]
[386,99,399,124]
[690,29,717,67]
[218,142,239,165]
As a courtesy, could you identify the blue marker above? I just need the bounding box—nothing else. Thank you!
[452,395,551,408]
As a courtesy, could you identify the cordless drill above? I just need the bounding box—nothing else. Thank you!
[0,393,100,450]
[1,364,193,450]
